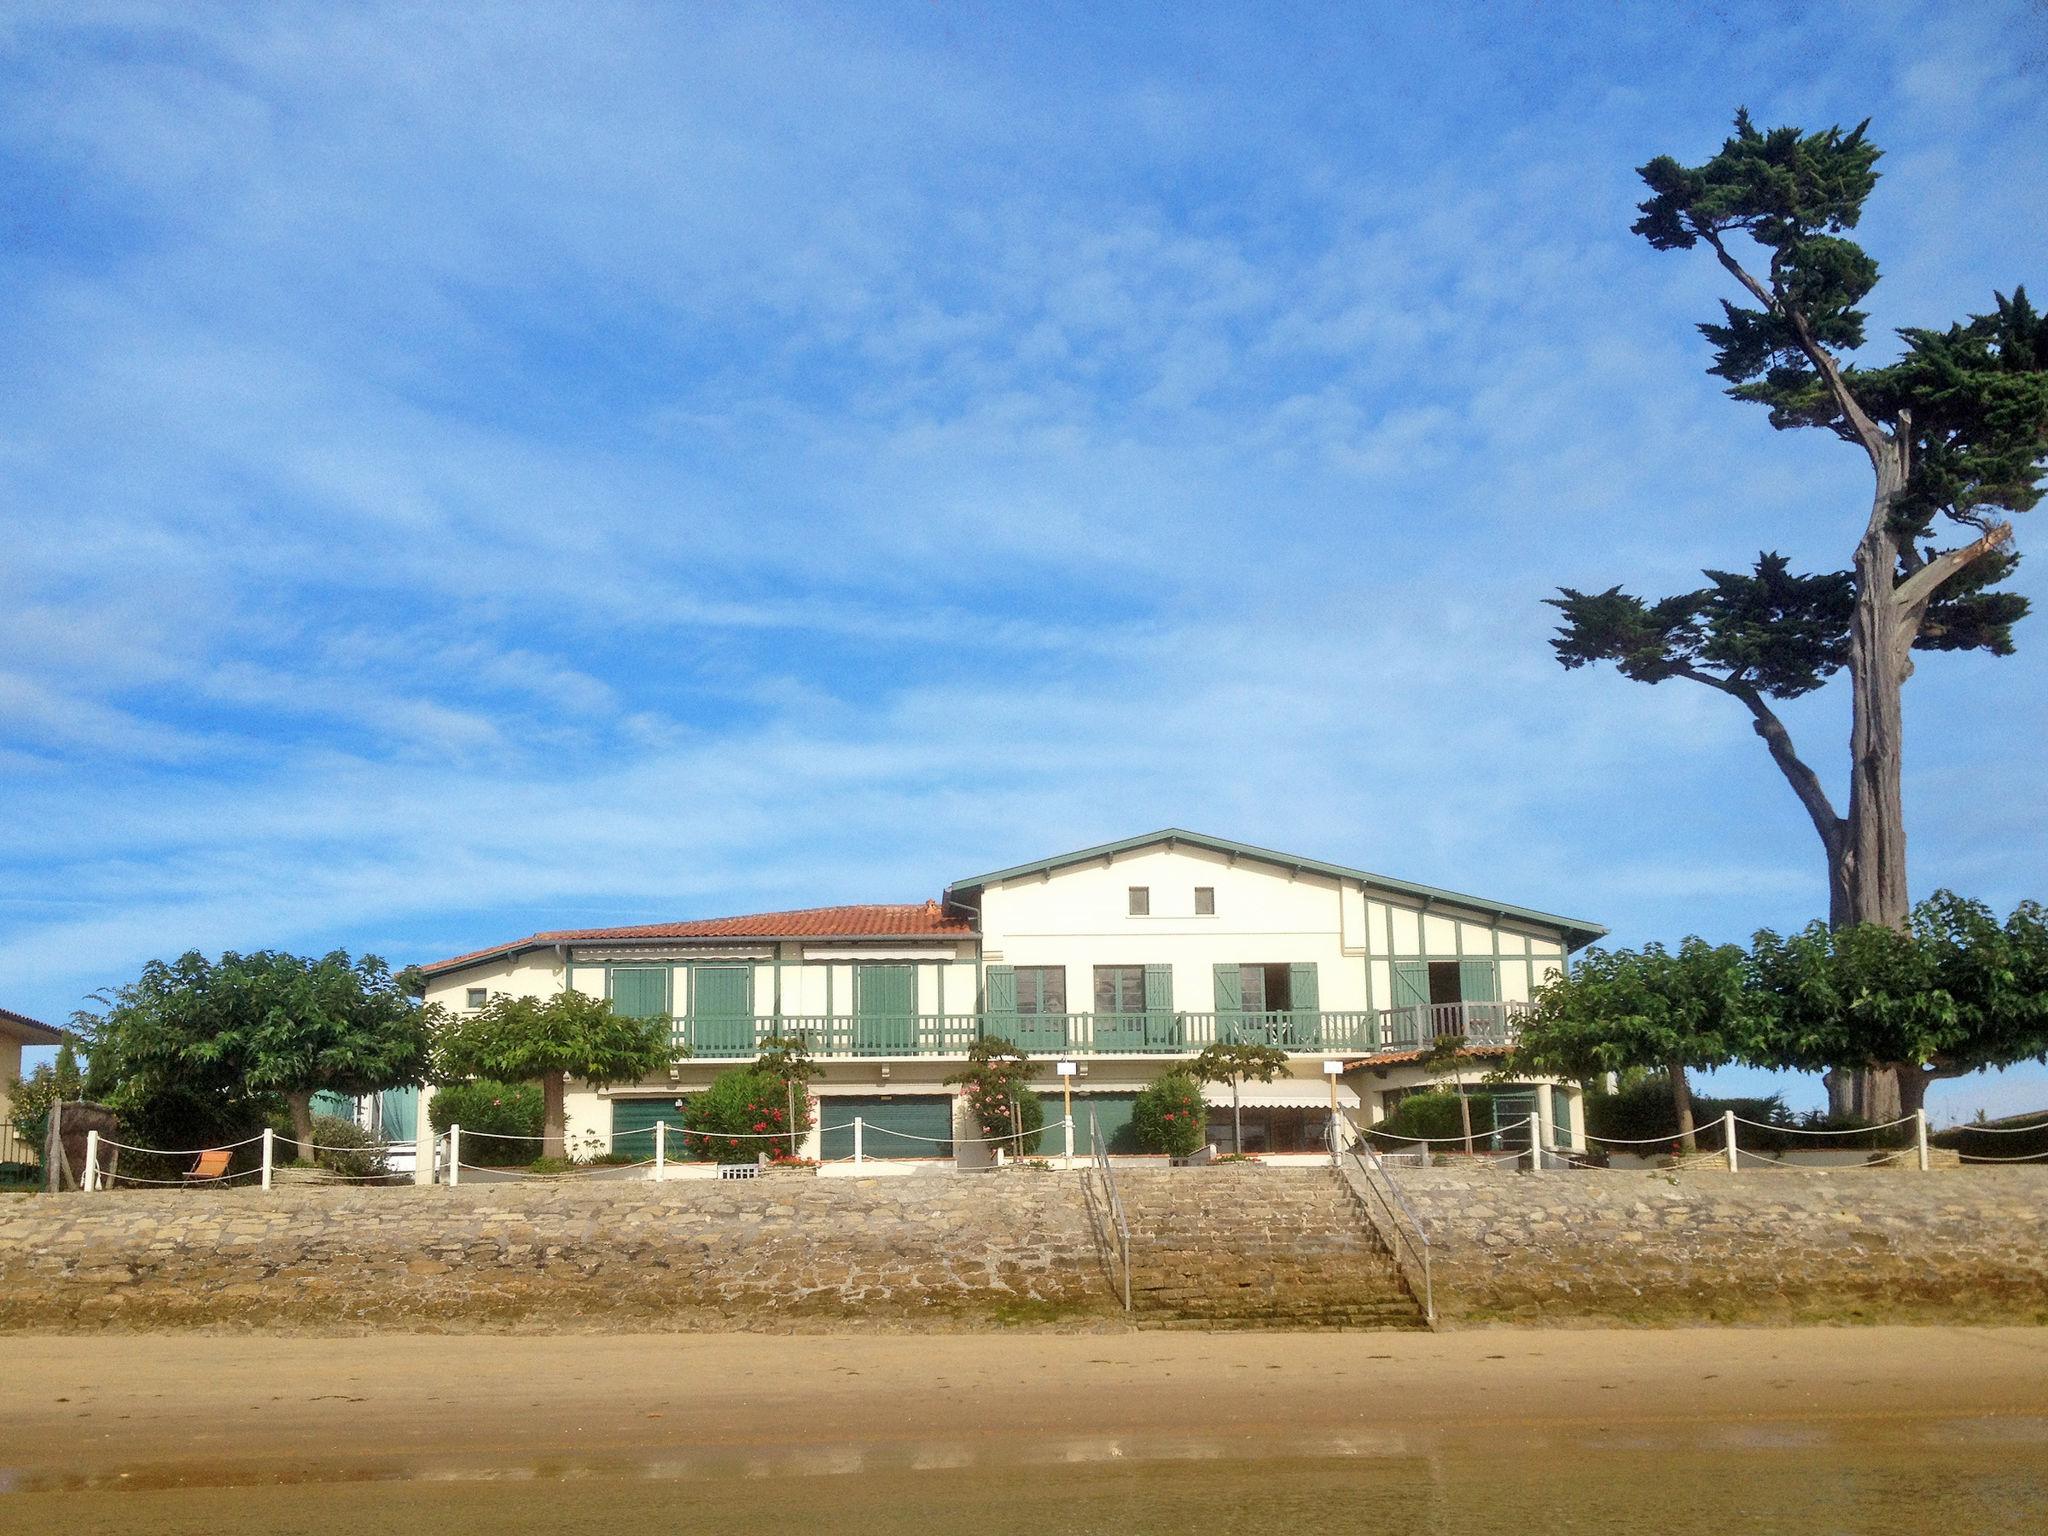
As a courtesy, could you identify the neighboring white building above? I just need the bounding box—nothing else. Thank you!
[415,830,1606,1163]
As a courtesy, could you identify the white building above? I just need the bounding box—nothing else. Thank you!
[415,830,1606,1163]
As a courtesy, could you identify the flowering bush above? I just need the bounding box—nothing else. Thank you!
[428,1079,545,1166]
[1132,1070,1209,1158]
[680,1067,811,1164]
[946,1035,1045,1155]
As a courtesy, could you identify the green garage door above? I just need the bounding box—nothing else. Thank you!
[611,1096,687,1156]
[818,1095,954,1159]
[1076,1093,1143,1155]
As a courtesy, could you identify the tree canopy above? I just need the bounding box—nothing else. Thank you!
[1511,938,1759,1150]
[429,989,671,1160]
[81,950,429,1161]
[1748,893,2048,1115]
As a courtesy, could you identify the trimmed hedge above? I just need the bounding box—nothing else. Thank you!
[428,1080,545,1166]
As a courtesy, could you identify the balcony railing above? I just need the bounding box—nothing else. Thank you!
[667,1001,1527,1060]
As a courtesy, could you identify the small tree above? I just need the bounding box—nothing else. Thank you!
[1418,1033,1479,1155]
[753,1034,821,1159]
[1189,1041,1289,1155]
[1748,892,2048,1117]
[946,1035,1044,1156]
[430,991,671,1160]
[1131,1070,1208,1158]
[80,950,430,1162]
[6,1034,85,1154]
[1512,939,1757,1152]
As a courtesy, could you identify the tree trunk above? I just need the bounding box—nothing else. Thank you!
[541,1071,567,1161]
[286,1090,316,1164]
[1668,1060,1697,1154]
[1232,1080,1243,1155]
[1831,457,1915,1122]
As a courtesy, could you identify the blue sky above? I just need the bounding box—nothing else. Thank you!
[3,1,2043,1121]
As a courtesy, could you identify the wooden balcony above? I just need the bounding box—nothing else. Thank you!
[664,1001,1527,1060]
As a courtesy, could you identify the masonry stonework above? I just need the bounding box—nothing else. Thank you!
[2,1166,2043,1332]
[1399,1166,2048,1325]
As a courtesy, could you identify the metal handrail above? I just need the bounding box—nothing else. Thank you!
[1331,1122,1434,1327]
[1090,1110,1132,1312]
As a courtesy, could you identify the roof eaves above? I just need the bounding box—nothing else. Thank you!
[945,828,1609,950]
[0,1007,64,1044]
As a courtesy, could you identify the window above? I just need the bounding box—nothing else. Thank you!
[464,987,487,1011]
[1128,886,1150,916]
[1194,886,1215,916]
[1236,964,1292,1013]
[1094,965,1148,1015]
[1015,965,1067,1015]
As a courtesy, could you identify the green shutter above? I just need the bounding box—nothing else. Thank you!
[985,965,1017,1019]
[1391,961,1429,1005]
[1458,959,1499,1002]
[611,1095,687,1153]
[691,964,754,1056]
[1390,961,1430,1049]
[1288,962,1320,1043]
[817,1095,955,1159]
[1211,963,1242,1013]
[611,967,669,1020]
[1144,964,1176,1048]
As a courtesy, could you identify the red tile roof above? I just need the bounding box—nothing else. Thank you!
[421,901,975,976]
[0,1006,63,1044]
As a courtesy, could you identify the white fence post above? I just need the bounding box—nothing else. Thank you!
[83,1129,100,1192]
[1064,1114,1074,1168]
[261,1126,274,1190]
[655,1120,666,1180]
[449,1124,461,1186]
[1723,1110,1738,1172]
[1916,1108,1930,1172]
[853,1116,864,1167]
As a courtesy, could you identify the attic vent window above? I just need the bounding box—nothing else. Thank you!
[1128,886,1150,916]
[1194,887,1215,916]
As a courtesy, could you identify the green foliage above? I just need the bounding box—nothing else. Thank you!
[304,1114,388,1180]
[1514,938,1760,1081]
[752,1035,821,1087]
[1379,1089,1497,1144]
[1747,893,2048,1106]
[680,1067,809,1164]
[1131,1070,1208,1158]
[428,1079,544,1166]
[429,991,671,1088]
[1189,1041,1290,1092]
[1933,1110,2048,1163]
[6,1034,86,1152]
[77,950,428,1156]
[945,1035,1044,1154]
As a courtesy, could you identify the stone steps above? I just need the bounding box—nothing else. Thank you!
[1108,1166,1430,1330]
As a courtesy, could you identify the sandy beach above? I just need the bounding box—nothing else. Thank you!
[2,1327,2045,1533]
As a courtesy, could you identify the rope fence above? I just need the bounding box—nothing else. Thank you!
[64,1104,2048,1193]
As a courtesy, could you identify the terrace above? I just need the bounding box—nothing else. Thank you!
[663,1000,1528,1060]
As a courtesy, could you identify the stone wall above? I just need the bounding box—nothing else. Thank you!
[0,1172,1121,1331]
[1397,1165,2048,1325]
[4,1165,2043,1332]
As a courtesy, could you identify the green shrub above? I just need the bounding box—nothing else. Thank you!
[1581,1075,1912,1153]
[306,1114,388,1180]
[1932,1110,2048,1162]
[1378,1089,1498,1144]
[681,1067,810,1164]
[1131,1071,1208,1157]
[429,1079,544,1166]
[948,1036,1045,1155]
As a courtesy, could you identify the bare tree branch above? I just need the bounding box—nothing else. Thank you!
[1674,665,1846,854]
[1890,522,2014,615]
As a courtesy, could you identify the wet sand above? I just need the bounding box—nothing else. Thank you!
[3,1328,2045,1534]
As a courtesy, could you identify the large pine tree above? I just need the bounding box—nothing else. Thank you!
[1550,111,2047,1118]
